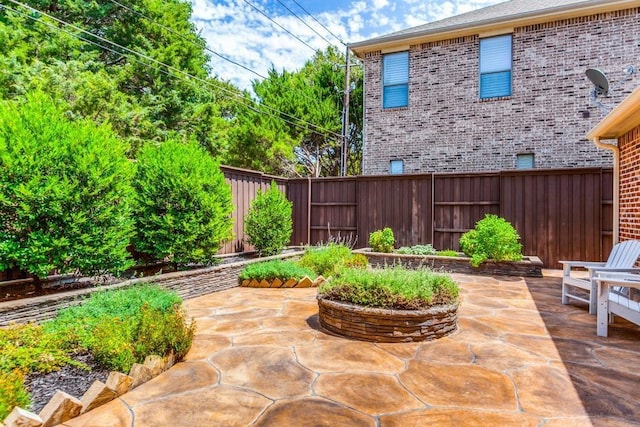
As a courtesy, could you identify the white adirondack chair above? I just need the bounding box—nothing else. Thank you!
[595,272,640,337]
[560,240,640,314]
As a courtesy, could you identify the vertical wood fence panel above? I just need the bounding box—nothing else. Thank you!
[220,166,287,254]
[500,169,603,269]
[433,173,500,251]
[309,178,358,244]
[356,175,432,249]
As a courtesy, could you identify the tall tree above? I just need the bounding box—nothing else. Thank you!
[249,46,364,177]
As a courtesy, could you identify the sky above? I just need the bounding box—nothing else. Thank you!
[190,0,505,90]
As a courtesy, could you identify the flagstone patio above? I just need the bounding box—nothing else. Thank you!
[64,271,640,426]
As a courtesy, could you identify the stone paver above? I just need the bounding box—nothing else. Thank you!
[66,271,640,426]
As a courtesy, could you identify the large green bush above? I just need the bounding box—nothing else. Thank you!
[132,140,233,265]
[244,181,292,256]
[46,285,195,373]
[0,92,134,279]
[459,214,523,267]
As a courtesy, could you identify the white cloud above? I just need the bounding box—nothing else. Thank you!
[190,0,505,90]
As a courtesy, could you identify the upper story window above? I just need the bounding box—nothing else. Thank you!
[383,51,409,108]
[479,35,512,99]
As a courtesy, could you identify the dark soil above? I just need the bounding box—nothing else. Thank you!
[25,352,110,413]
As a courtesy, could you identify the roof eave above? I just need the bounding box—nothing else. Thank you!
[587,87,640,141]
[349,0,638,57]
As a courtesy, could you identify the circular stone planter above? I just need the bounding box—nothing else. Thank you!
[317,296,458,343]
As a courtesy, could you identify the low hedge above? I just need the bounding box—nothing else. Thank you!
[238,260,316,282]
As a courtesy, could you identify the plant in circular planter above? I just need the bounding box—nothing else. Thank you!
[317,266,460,342]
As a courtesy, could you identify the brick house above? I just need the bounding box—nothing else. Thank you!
[587,86,640,243]
[349,0,640,175]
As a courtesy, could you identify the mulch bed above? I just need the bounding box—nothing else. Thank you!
[25,352,110,413]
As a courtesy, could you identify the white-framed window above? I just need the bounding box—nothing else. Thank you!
[516,153,535,169]
[479,35,512,99]
[383,52,409,108]
[390,159,404,174]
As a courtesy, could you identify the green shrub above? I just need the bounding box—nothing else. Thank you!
[132,140,233,266]
[319,266,459,310]
[238,260,316,281]
[343,253,369,269]
[298,244,355,277]
[459,214,523,267]
[396,244,437,256]
[244,181,292,256]
[369,228,395,253]
[0,370,30,420]
[46,285,194,373]
[437,249,460,257]
[0,91,134,279]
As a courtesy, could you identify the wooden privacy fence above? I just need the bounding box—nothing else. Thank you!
[288,168,613,269]
[0,166,614,280]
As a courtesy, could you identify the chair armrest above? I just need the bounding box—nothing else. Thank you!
[589,267,640,274]
[596,274,640,290]
[559,261,606,268]
[596,271,640,280]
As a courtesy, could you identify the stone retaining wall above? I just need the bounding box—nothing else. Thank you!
[358,251,543,277]
[0,252,302,326]
[318,297,458,342]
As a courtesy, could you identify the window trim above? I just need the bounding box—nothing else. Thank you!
[479,34,513,100]
[382,51,409,109]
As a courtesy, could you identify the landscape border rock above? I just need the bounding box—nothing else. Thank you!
[357,250,543,277]
[2,353,173,427]
[240,275,325,288]
[317,296,459,343]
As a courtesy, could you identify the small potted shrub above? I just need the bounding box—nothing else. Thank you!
[317,266,459,342]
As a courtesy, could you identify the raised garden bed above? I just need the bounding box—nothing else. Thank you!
[317,296,458,343]
[356,250,543,277]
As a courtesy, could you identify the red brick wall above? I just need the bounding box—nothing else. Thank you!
[619,126,640,241]
[362,8,640,174]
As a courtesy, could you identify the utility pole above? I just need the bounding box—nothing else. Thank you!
[340,46,351,176]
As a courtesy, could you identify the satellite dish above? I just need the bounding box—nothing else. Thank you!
[585,68,609,96]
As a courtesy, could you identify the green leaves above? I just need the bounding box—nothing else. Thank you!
[132,140,233,265]
[244,181,293,256]
[459,214,523,267]
[369,228,395,253]
[0,92,134,278]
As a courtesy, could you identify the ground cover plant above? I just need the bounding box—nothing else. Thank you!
[396,244,437,255]
[319,266,459,310]
[245,181,293,256]
[298,244,367,277]
[238,260,316,281]
[369,228,395,253]
[436,249,460,257]
[459,214,523,267]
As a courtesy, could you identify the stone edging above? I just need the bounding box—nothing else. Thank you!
[239,275,326,288]
[356,250,544,277]
[2,353,173,427]
[0,251,304,326]
[317,296,459,343]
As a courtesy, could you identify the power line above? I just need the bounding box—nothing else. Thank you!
[104,0,268,81]
[240,0,317,53]
[2,0,342,140]
[103,0,327,109]
[288,0,346,46]
[272,0,336,48]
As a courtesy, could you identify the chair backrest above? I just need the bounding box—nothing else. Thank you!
[605,240,640,268]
